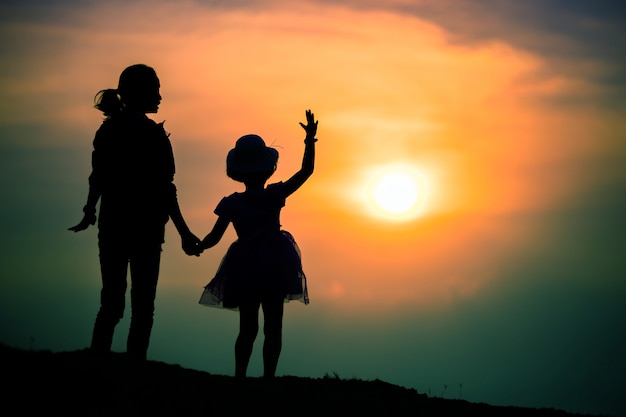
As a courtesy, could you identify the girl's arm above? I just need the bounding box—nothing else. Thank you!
[200,216,230,251]
[283,109,318,197]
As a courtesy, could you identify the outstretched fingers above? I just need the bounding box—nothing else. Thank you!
[300,109,318,138]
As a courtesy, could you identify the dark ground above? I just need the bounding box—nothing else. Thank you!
[1,343,608,417]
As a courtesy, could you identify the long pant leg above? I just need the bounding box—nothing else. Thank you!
[91,242,128,354]
[126,248,161,360]
[261,300,284,378]
[235,301,260,377]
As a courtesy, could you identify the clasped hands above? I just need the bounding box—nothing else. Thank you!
[182,233,204,257]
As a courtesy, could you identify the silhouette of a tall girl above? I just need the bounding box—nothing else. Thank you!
[69,64,199,360]
[197,110,318,378]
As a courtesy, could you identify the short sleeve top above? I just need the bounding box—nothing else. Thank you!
[215,182,286,240]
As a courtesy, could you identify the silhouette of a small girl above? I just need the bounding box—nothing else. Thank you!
[195,109,318,378]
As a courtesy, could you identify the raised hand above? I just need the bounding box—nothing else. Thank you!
[299,109,318,141]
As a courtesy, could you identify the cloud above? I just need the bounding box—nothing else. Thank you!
[2,0,624,311]
[2,3,625,415]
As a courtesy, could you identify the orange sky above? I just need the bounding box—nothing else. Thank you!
[2,2,626,415]
[2,1,619,313]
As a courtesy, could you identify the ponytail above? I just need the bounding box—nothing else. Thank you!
[94,89,122,118]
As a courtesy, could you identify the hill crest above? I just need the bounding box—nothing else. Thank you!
[1,344,607,416]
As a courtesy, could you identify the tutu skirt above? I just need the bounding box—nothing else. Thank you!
[199,230,309,310]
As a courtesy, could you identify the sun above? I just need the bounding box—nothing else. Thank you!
[365,165,427,221]
[373,172,418,214]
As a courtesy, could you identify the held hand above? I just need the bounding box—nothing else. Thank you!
[189,245,204,256]
[299,109,318,141]
[68,213,96,232]
[182,232,202,256]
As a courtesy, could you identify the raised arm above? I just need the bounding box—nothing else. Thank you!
[283,109,318,197]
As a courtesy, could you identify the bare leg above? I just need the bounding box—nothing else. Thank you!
[261,300,284,378]
[235,301,260,377]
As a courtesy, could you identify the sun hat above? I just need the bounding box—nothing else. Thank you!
[226,134,279,179]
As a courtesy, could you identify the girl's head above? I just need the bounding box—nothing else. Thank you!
[226,134,279,183]
[95,64,162,117]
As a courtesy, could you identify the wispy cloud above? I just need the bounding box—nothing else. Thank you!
[2,2,625,415]
[2,0,624,309]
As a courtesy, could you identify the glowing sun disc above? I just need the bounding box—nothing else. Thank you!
[373,172,418,214]
[366,167,426,220]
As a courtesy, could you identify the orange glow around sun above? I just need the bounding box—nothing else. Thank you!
[362,163,429,222]
[12,2,604,312]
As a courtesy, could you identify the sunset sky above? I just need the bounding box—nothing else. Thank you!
[1,1,625,416]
